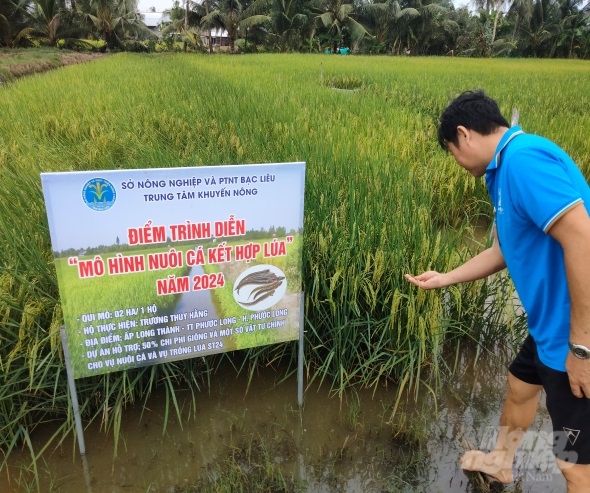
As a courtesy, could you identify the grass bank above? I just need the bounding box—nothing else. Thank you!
[0,48,105,83]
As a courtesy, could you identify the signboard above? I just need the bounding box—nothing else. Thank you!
[41,163,305,379]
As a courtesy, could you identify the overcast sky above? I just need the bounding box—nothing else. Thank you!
[138,0,174,11]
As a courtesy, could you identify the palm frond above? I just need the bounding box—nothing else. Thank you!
[318,11,335,28]
[348,16,371,42]
[240,13,271,29]
[398,7,419,19]
[338,3,354,21]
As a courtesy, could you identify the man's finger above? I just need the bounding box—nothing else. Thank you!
[571,384,585,398]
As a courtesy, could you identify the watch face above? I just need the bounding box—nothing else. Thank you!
[573,347,590,359]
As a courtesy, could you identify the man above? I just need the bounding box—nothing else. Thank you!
[405,90,590,492]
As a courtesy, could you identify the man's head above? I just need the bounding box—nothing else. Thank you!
[437,90,510,177]
[437,90,510,151]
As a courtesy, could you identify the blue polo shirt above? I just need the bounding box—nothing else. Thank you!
[485,126,590,372]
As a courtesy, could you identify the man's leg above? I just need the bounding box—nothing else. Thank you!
[460,371,542,483]
[541,361,590,493]
[556,461,590,492]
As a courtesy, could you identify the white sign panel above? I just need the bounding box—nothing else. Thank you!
[41,163,305,379]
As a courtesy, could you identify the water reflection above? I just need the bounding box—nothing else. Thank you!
[80,455,93,493]
[0,343,565,492]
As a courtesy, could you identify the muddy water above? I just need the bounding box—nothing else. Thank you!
[0,343,565,493]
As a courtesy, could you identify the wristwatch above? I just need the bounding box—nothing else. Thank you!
[568,341,590,359]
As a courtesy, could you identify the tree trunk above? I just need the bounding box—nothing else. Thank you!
[185,0,189,31]
[511,13,518,44]
[491,8,500,45]
[205,0,212,53]
[569,29,575,58]
[184,0,189,52]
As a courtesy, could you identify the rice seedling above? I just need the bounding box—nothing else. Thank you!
[0,53,588,479]
[339,389,363,431]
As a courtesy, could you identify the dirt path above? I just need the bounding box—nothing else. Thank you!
[0,52,106,83]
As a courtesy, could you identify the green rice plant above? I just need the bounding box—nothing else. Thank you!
[5,456,61,493]
[0,53,589,475]
[339,388,363,431]
[323,74,364,90]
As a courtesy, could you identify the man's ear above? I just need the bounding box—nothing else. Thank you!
[456,125,469,141]
[455,125,471,147]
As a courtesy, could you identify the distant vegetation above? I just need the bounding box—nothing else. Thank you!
[0,0,588,57]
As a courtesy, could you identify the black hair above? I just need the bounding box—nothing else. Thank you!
[437,90,510,151]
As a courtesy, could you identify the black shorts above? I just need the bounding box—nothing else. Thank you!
[509,334,590,464]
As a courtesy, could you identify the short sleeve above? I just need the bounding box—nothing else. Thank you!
[506,147,582,232]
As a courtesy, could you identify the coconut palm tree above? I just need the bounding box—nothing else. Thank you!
[472,0,537,45]
[555,0,588,57]
[505,0,533,43]
[0,5,15,47]
[312,0,371,52]
[471,0,506,44]
[414,0,460,55]
[77,0,153,50]
[14,0,81,46]
[161,0,205,51]
[200,0,270,52]
[357,0,419,54]
[0,0,33,46]
[161,0,188,46]
[269,0,310,51]
[386,0,421,54]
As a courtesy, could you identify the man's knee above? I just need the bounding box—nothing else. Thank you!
[506,372,542,405]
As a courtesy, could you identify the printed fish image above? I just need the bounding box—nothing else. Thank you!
[233,265,287,309]
[247,279,284,301]
[234,269,285,295]
[240,288,278,306]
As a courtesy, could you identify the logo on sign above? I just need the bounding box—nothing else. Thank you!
[82,178,116,211]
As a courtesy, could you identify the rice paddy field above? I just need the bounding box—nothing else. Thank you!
[1,53,589,489]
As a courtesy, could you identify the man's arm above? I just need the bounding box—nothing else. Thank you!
[547,202,590,398]
[405,227,506,290]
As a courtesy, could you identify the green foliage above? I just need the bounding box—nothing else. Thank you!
[15,0,77,47]
[201,0,272,53]
[76,0,156,50]
[1,0,589,56]
[323,73,363,89]
[122,39,149,51]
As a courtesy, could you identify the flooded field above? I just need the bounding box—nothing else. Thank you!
[0,343,565,493]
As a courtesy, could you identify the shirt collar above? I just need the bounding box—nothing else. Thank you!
[487,126,524,171]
